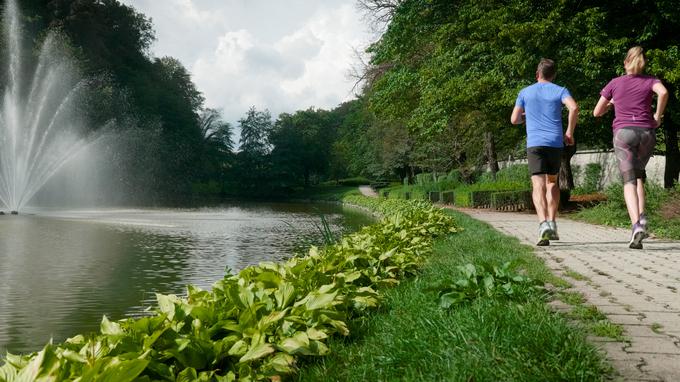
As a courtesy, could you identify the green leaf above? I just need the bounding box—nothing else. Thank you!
[228,340,248,357]
[278,331,310,355]
[239,343,275,363]
[266,353,295,374]
[100,316,124,337]
[88,359,149,382]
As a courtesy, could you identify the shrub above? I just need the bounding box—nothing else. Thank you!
[415,173,436,186]
[582,163,603,193]
[478,164,531,185]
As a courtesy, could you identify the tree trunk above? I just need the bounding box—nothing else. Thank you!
[484,130,499,179]
[663,118,680,188]
[559,143,577,208]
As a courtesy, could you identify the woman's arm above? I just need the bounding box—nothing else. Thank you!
[593,96,613,117]
[653,82,669,127]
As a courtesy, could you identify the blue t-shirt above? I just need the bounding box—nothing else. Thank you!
[515,82,571,148]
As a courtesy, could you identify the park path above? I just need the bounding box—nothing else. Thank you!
[460,209,680,382]
[358,185,378,198]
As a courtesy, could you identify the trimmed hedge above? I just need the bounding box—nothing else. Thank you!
[0,197,458,381]
[491,190,533,211]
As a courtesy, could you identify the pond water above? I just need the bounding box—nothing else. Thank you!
[0,202,373,354]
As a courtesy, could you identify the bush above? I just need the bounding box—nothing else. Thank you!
[415,172,436,186]
[478,164,531,185]
[582,163,603,193]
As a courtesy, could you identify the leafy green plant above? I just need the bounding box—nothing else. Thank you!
[574,163,603,195]
[0,197,459,381]
[435,262,544,309]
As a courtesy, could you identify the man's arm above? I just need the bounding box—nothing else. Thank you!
[510,106,524,125]
[563,96,578,145]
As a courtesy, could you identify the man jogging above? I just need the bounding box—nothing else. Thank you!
[511,58,578,246]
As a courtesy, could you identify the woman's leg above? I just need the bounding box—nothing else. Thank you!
[614,128,640,225]
[636,179,645,217]
[623,182,640,225]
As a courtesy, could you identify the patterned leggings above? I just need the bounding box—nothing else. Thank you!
[613,127,656,184]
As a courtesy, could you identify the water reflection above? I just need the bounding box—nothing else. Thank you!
[0,202,373,354]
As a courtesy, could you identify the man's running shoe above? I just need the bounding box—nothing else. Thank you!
[547,220,560,240]
[537,221,553,246]
[629,222,645,249]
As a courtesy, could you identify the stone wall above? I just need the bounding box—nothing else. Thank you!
[499,151,666,187]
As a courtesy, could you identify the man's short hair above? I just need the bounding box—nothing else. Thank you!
[537,58,556,80]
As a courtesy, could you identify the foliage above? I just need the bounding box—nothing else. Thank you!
[573,163,603,195]
[477,164,531,185]
[296,210,610,381]
[436,262,545,309]
[0,197,458,381]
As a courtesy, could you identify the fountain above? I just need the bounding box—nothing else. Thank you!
[0,0,105,214]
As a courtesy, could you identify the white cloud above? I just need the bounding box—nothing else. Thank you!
[119,0,374,129]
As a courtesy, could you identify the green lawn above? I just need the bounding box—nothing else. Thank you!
[572,183,680,240]
[295,210,611,381]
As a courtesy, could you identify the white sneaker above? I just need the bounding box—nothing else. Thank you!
[537,221,553,246]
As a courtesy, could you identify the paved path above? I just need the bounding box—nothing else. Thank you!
[358,185,378,198]
[460,209,680,381]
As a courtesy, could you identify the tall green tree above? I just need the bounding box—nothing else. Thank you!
[233,107,272,193]
[270,108,336,187]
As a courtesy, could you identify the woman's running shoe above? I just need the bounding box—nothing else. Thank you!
[629,222,645,249]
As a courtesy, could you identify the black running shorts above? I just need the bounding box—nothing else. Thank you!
[527,146,562,175]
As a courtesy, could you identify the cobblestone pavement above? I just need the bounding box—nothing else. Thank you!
[460,209,680,382]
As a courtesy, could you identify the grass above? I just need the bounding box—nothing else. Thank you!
[564,267,591,281]
[292,185,361,201]
[294,210,611,381]
[592,321,626,341]
[572,183,680,240]
[651,323,664,334]
[559,291,587,306]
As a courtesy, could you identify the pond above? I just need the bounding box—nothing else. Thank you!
[0,202,373,354]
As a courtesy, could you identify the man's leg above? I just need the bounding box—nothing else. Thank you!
[545,174,560,221]
[531,175,548,222]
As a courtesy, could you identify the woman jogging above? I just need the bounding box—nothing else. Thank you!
[593,46,669,249]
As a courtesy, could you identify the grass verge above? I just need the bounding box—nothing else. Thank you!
[572,183,680,240]
[295,210,612,381]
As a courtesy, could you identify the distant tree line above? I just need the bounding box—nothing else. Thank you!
[3,0,679,204]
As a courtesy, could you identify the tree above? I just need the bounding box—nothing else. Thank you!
[269,108,336,187]
[232,107,272,194]
[361,0,680,189]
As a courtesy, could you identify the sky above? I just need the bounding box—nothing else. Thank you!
[118,0,376,127]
